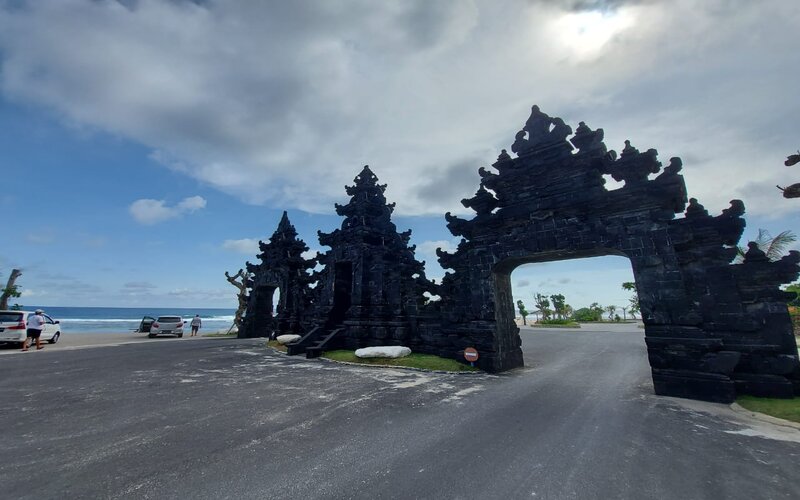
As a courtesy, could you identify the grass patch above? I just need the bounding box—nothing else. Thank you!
[737,395,800,423]
[322,350,478,372]
[531,320,580,328]
[267,340,288,352]
[202,332,237,338]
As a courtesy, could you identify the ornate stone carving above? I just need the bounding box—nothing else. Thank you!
[252,105,800,403]
[239,211,315,338]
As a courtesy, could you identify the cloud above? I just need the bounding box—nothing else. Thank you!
[129,195,207,224]
[1,1,799,219]
[301,249,319,260]
[123,281,156,290]
[222,238,260,255]
[166,287,232,302]
[25,232,55,244]
[416,239,459,263]
[516,279,530,287]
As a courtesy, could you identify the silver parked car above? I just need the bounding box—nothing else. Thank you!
[142,315,185,338]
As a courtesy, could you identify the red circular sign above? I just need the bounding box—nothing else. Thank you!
[464,347,479,362]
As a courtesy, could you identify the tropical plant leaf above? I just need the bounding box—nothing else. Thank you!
[763,230,797,261]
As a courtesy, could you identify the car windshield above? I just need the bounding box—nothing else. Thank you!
[0,312,23,323]
[156,316,182,323]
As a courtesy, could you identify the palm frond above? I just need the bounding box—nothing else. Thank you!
[763,230,797,261]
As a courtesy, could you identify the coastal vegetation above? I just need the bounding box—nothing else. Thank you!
[0,268,23,310]
[522,284,639,326]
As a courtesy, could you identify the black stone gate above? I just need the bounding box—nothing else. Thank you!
[434,106,800,402]
[239,212,315,339]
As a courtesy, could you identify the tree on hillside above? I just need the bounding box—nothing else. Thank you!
[517,299,529,325]
[735,229,797,263]
[0,269,22,310]
[605,304,617,321]
[533,293,552,321]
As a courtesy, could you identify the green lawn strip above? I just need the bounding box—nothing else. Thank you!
[322,350,478,372]
[202,332,237,338]
[737,395,800,424]
[530,322,581,328]
[267,340,288,352]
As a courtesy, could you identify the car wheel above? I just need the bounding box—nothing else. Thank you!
[48,332,60,344]
[148,334,156,338]
[177,333,183,338]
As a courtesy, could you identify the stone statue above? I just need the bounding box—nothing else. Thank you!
[225,268,250,327]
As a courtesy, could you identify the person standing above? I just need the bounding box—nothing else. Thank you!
[190,314,202,337]
[23,309,45,351]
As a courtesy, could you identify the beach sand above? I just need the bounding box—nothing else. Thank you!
[0,331,237,355]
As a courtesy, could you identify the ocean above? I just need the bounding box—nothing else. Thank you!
[26,306,237,334]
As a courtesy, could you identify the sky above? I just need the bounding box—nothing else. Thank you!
[1,0,799,310]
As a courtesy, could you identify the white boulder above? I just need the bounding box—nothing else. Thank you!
[276,334,302,345]
[355,346,412,358]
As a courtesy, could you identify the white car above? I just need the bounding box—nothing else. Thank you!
[147,315,185,338]
[0,310,62,346]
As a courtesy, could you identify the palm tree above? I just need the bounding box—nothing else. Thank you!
[735,229,797,262]
[605,305,617,321]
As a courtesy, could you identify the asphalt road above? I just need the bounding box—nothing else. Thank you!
[1,326,798,499]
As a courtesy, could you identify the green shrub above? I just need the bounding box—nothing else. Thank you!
[572,307,602,322]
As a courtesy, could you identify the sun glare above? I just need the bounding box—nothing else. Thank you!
[551,9,634,60]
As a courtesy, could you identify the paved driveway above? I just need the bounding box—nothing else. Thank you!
[1,326,798,499]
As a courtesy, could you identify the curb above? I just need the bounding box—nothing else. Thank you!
[730,402,800,430]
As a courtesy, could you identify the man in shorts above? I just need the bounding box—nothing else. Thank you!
[190,314,202,337]
[23,309,45,351]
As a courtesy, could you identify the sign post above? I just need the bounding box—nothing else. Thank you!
[463,347,479,367]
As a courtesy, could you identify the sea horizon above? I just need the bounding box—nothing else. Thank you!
[23,305,238,334]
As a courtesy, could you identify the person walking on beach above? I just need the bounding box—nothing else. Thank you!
[190,314,201,337]
[23,309,45,351]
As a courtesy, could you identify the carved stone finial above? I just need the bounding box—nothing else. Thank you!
[511,130,529,154]
[571,121,606,156]
[621,140,639,157]
[685,198,708,218]
[496,149,512,163]
[721,199,745,218]
[665,157,683,174]
[523,105,552,142]
[744,241,768,262]
[461,185,498,216]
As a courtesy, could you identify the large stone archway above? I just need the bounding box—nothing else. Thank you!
[432,106,800,403]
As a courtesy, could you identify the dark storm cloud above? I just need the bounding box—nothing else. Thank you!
[414,155,487,209]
